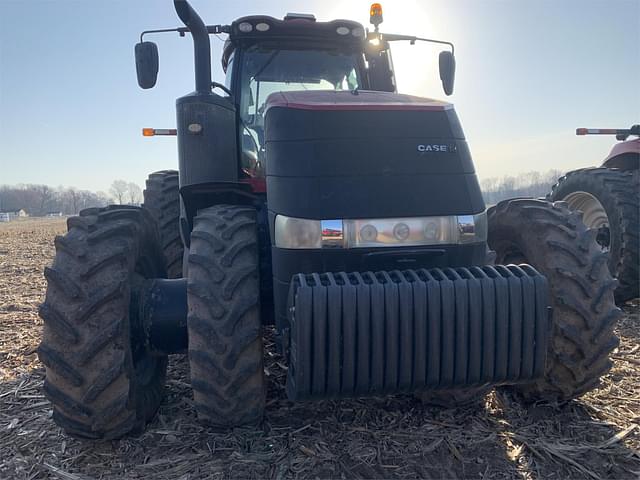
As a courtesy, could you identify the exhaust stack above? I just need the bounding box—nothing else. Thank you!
[174,0,212,93]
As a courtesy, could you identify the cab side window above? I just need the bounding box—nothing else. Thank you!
[224,55,234,89]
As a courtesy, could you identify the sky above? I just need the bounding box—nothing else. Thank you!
[0,0,639,193]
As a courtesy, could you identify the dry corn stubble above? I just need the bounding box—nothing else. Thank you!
[0,217,638,479]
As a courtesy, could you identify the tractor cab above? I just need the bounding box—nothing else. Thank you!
[222,14,394,178]
[224,16,369,177]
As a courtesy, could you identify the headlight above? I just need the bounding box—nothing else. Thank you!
[274,212,487,249]
[346,216,458,248]
[274,216,322,249]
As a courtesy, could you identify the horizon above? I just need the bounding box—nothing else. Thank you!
[1,0,639,192]
[0,167,568,216]
[0,165,567,194]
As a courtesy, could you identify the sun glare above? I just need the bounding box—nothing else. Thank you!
[322,0,453,98]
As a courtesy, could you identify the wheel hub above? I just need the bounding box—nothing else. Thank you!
[133,278,189,356]
[563,191,610,252]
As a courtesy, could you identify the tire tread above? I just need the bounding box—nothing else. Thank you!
[488,198,621,402]
[187,205,265,427]
[39,206,167,439]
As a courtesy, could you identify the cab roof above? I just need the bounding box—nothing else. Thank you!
[222,15,366,72]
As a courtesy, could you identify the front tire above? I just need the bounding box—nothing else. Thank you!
[548,168,639,303]
[38,206,167,439]
[487,199,622,402]
[187,205,265,427]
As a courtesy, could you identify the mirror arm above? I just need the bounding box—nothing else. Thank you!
[140,24,231,43]
[381,33,454,55]
[140,28,182,43]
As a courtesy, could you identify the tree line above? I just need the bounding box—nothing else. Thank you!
[1,171,564,216]
[0,181,143,216]
[480,169,563,205]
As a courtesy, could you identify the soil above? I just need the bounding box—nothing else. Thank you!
[1,217,638,479]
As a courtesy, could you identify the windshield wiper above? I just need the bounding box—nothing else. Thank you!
[250,51,281,118]
[250,50,280,82]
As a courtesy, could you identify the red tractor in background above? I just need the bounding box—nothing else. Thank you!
[548,125,639,304]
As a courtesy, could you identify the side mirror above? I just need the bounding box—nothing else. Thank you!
[135,42,159,89]
[439,51,456,96]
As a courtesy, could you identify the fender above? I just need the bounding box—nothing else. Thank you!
[602,138,640,171]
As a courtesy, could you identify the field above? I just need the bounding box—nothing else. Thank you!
[1,218,638,479]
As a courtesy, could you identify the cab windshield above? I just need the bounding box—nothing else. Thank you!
[238,46,362,176]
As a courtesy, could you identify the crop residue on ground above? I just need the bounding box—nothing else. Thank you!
[1,218,638,479]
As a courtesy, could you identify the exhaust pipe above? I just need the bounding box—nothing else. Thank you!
[174,0,211,93]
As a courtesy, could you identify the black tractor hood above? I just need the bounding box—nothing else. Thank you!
[264,90,484,219]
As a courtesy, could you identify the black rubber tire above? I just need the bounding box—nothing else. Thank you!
[548,167,639,303]
[143,170,183,279]
[487,199,622,402]
[38,206,168,439]
[187,205,265,427]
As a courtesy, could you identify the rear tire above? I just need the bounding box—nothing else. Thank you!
[38,206,167,439]
[187,205,265,427]
[548,168,639,303]
[143,170,183,279]
[487,199,622,402]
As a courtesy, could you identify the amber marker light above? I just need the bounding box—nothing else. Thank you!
[142,128,177,136]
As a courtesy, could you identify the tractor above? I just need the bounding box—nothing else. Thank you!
[38,0,621,439]
[548,125,639,304]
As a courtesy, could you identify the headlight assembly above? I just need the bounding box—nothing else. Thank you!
[274,212,487,249]
[274,216,322,249]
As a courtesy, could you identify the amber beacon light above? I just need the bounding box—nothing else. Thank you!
[370,3,383,29]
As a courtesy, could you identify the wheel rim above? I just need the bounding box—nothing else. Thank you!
[563,191,611,252]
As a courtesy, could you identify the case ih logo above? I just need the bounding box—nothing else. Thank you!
[417,143,457,153]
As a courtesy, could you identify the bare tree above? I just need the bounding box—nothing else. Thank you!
[0,186,7,212]
[0,184,114,215]
[66,188,80,214]
[35,185,54,215]
[127,182,143,205]
[94,191,113,207]
[481,169,563,205]
[110,180,128,205]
